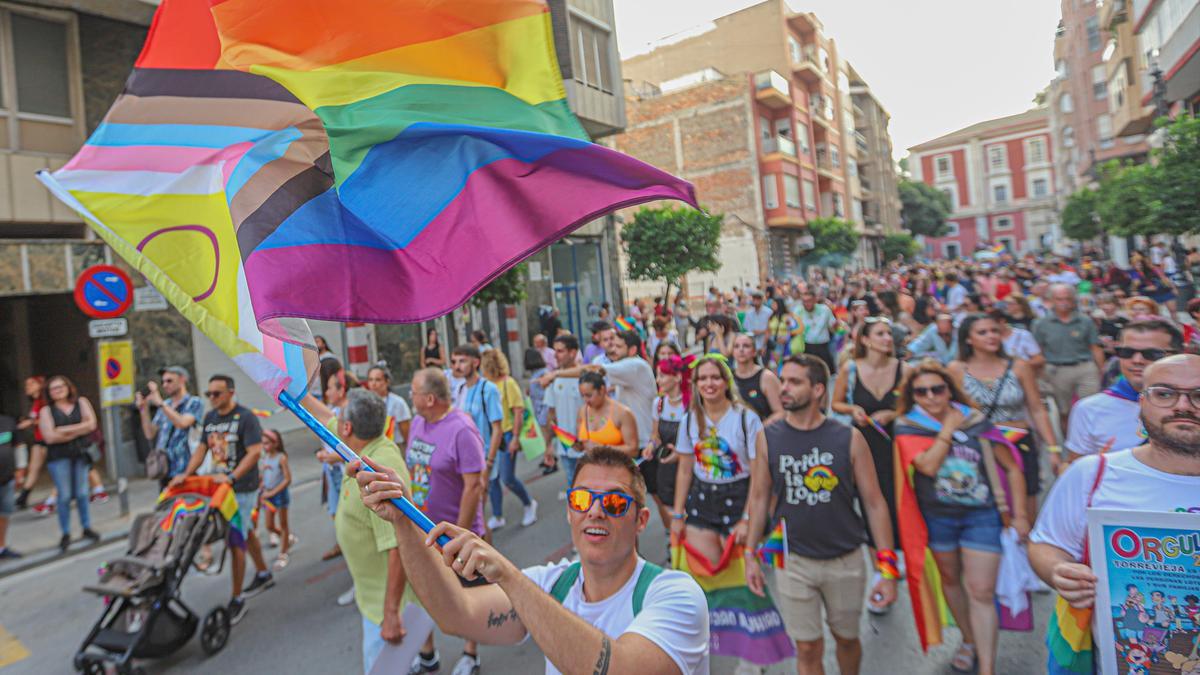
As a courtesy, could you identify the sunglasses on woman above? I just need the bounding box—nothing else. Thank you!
[912,384,948,398]
[566,488,638,517]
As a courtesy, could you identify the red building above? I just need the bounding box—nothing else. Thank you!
[908,108,1058,259]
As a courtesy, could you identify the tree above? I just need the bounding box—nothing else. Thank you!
[620,205,722,302]
[1094,160,1158,237]
[881,232,920,262]
[1060,187,1102,241]
[471,263,527,308]
[804,217,860,260]
[899,179,952,237]
[1151,114,1200,236]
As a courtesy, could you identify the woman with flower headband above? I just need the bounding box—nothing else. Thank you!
[642,353,692,531]
[670,353,767,566]
[893,360,1028,675]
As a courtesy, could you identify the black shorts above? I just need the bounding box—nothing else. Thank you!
[685,477,749,535]
[656,459,678,507]
[1016,434,1041,496]
[639,456,659,497]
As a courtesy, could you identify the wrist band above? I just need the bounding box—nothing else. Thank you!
[1047,445,1062,455]
[671,512,686,521]
[876,549,900,580]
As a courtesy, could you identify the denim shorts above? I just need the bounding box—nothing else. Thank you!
[266,488,291,510]
[924,508,1003,554]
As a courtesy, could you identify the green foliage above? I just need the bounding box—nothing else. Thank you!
[805,218,860,259]
[1094,160,1158,237]
[471,263,527,308]
[881,232,920,262]
[1152,114,1200,236]
[898,179,952,237]
[1060,188,1101,241]
[621,205,722,297]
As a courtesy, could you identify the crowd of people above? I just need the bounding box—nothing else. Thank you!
[1,245,1198,675]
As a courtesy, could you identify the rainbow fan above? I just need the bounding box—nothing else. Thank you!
[756,518,787,569]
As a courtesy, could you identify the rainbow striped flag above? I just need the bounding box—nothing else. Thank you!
[614,316,638,332]
[160,475,248,549]
[550,424,578,449]
[251,408,274,418]
[1046,596,1093,673]
[158,497,206,532]
[756,518,787,569]
[38,0,694,403]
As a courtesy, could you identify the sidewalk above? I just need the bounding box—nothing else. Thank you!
[0,427,324,579]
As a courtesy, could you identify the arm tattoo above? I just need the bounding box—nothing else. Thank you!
[486,608,519,629]
[592,636,612,675]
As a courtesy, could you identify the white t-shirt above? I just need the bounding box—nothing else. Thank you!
[1003,327,1042,362]
[742,306,773,349]
[1031,449,1200,561]
[655,396,687,423]
[385,392,412,444]
[1064,391,1142,457]
[604,358,657,447]
[946,284,967,311]
[522,557,710,675]
[796,303,835,344]
[677,405,764,484]
[543,376,584,458]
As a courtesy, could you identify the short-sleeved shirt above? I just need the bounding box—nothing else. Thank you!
[406,410,486,534]
[1032,312,1099,364]
[455,378,503,450]
[1031,450,1200,561]
[796,303,836,344]
[384,393,412,444]
[200,405,262,493]
[543,376,584,458]
[603,358,657,447]
[522,558,710,675]
[742,305,773,349]
[495,376,524,433]
[1002,327,1042,363]
[332,421,415,625]
[152,394,203,478]
[677,406,764,484]
[1064,391,1142,457]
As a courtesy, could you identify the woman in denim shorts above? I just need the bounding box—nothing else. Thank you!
[894,360,1029,675]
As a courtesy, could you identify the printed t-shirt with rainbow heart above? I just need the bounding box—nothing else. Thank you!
[681,408,763,484]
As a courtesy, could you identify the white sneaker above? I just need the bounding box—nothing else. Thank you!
[268,532,280,548]
[521,499,538,527]
[337,585,356,606]
[487,516,506,530]
[450,653,480,675]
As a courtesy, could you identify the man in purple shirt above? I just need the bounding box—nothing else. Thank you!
[406,368,487,675]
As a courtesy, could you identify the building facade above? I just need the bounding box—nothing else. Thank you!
[909,109,1058,259]
[849,63,903,257]
[1104,0,1200,133]
[620,0,891,280]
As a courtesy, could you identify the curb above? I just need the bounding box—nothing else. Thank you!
[0,476,322,581]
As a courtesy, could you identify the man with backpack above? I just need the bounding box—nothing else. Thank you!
[352,446,710,674]
[136,366,203,489]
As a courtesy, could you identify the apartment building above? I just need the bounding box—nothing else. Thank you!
[1049,0,1150,201]
[620,0,891,280]
[848,64,903,250]
[909,109,1058,259]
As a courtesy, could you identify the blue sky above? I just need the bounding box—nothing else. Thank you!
[612,0,1061,159]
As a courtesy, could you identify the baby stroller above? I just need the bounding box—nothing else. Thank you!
[74,483,232,674]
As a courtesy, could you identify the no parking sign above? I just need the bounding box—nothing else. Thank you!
[74,265,133,319]
[98,340,134,408]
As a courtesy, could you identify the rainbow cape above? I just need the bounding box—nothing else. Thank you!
[37,0,694,400]
[671,533,794,665]
[550,424,578,449]
[159,475,247,548]
[756,519,787,569]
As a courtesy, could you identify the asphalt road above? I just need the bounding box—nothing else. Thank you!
[0,457,1052,674]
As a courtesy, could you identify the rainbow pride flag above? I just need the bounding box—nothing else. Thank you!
[756,519,787,569]
[38,0,695,400]
[158,497,206,532]
[614,316,638,332]
[550,424,578,449]
[1046,596,1093,673]
[160,475,248,548]
[672,533,794,665]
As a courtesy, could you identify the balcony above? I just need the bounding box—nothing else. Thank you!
[791,46,823,85]
[754,70,792,109]
[1104,13,1155,137]
[809,94,835,129]
[763,135,797,158]
[814,150,839,179]
[854,130,869,154]
[1100,0,1127,29]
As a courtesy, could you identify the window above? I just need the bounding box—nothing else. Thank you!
[1092,65,1107,100]
[783,175,801,208]
[1061,125,1075,148]
[570,17,613,93]
[1098,113,1114,147]
[988,145,1007,172]
[0,8,81,154]
[935,155,952,179]
[802,179,816,210]
[819,47,830,72]
[1085,16,1101,52]
[941,187,956,207]
[796,122,810,156]
[1032,178,1049,198]
[852,199,864,222]
[945,221,960,237]
[944,243,961,260]
[997,237,1014,252]
[774,117,793,140]
[832,193,844,217]
[847,158,858,178]
[994,216,1013,231]
[831,146,841,168]
[762,175,779,209]
[993,184,1008,203]
[1055,59,1069,80]
[788,36,802,63]
[760,116,772,152]
[1027,137,1047,163]
[1060,92,1074,113]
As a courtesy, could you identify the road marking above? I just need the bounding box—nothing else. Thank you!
[0,625,30,668]
[305,560,347,585]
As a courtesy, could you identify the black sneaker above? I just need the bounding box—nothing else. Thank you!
[243,571,275,598]
[0,548,22,560]
[408,649,440,674]
[59,534,71,552]
[14,489,29,510]
[228,597,247,625]
[82,528,101,543]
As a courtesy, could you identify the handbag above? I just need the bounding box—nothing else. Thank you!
[517,395,547,462]
[146,447,169,479]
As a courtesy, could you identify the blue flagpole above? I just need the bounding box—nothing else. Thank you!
[277,389,451,548]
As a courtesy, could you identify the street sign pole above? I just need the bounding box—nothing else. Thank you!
[96,358,130,516]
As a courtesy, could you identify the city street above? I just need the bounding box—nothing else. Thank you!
[0,450,1052,674]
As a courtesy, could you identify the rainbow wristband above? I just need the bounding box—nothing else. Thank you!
[876,549,900,580]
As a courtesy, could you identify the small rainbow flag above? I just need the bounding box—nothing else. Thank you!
[615,316,637,332]
[868,417,891,440]
[993,425,1028,443]
[159,497,206,532]
[251,408,274,418]
[756,518,787,569]
[551,424,578,449]
[991,244,1006,254]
